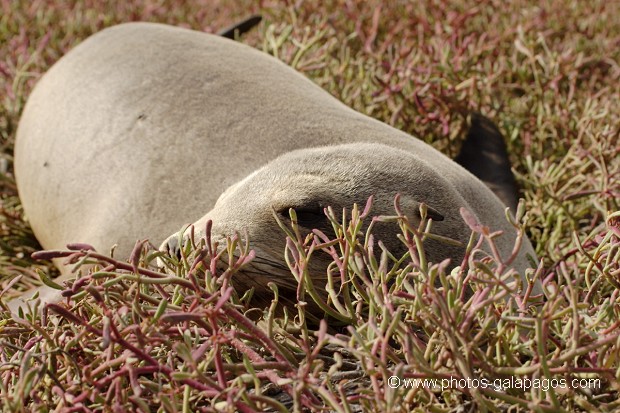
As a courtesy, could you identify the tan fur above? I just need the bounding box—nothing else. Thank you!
[11,23,542,312]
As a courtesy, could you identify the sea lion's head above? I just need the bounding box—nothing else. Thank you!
[158,143,473,309]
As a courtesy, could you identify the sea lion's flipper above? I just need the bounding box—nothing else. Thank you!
[217,15,262,39]
[455,113,520,213]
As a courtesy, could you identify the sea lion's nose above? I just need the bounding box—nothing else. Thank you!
[163,237,182,260]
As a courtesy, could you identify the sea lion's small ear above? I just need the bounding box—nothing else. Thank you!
[399,195,444,222]
[420,204,444,221]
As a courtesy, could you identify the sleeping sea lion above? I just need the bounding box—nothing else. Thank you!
[10,22,542,312]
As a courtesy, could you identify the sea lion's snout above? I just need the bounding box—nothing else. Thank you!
[162,236,182,260]
[157,230,194,270]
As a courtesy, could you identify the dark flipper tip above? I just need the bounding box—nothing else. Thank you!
[217,15,262,39]
[455,113,520,213]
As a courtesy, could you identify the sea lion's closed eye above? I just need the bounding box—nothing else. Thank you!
[278,205,326,228]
